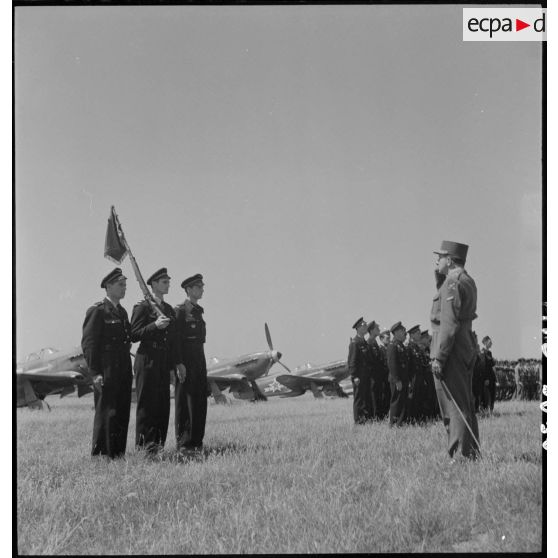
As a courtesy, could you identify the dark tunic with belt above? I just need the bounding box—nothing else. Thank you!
[387,339,410,426]
[131,299,181,453]
[174,300,208,450]
[348,335,373,424]
[82,298,133,458]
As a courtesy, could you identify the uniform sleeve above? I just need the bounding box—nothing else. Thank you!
[387,344,400,383]
[130,303,157,342]
[348,342,357,378]
[168,306,183,367]
[81,306,103,377]
[436,279,462,365]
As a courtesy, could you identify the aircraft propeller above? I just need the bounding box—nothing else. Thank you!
[264,322,292,373]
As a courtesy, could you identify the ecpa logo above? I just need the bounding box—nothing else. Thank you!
[463,8,546,41]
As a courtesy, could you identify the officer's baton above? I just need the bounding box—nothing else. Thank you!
[440,378,482,458]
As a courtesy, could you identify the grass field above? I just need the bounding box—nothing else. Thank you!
[17,395,543,554]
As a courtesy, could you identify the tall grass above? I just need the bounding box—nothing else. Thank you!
[17,396,542,554]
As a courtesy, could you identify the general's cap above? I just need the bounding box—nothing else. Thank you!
[181,274,204,290]
[352,316,366,329]
[433,240,469,261]
[366,320,378,333]
[390,321,405,334]
[101,268,127,289]
[407,325,420,335]
[147,267,170,286]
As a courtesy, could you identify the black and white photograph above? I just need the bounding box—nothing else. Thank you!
[14,2,548,554]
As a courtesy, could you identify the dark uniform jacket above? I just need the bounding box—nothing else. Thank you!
[407,341,422,383]
[174,300,207,387]
[130,299,181,367]
[175,301,206,345]
[348,336,373,380]
[387,339,409,384]
[82,298,132,378]
[367,339,385,381]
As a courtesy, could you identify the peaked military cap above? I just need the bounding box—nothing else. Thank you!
[181,273,204,290]
[352,316,366,329]
[380,328,390,336]
[482,335,491,344]
[390,321,405,334]
[421,329,429,337]
[407,325,420,335]
[101,267,127,288]
[366,320,378,333]
[433,240,469,261]
[147,267,170,286]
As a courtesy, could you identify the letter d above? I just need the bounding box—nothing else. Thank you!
[534,13,545,32]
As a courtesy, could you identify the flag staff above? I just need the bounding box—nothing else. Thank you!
[104,205,166,318]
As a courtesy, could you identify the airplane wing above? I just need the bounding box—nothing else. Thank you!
[274,374,338,396]
[17,370,88,383]
[208,374,252,393]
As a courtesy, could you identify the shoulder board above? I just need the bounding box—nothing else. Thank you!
[94,301,104,307]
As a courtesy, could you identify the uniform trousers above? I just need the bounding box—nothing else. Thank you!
[433,353,480,459]
[92,351,132,458]
[389,381,408,426]
[175,343,208,450]
[135,351,171,453]
[352,376,372,424]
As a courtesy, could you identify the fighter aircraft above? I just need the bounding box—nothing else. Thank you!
[272,359,351,399]
[206,323,291,403]
[16,347,94,410]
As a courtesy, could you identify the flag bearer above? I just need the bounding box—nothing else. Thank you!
[131,268,184,455]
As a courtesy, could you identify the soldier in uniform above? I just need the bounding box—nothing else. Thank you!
[81,268,133,458]
[406,325,422,422]
[430,240,480,460]
[377,328,392,417]
[174,274,208,454]
[418,329,439,419]
[348,317,373,424]
[480,336,496,412]
[387,322,410,427]
[407,325,432,422]
[514,358,524,400]
[131,268,185,455]
[366,321,383,419]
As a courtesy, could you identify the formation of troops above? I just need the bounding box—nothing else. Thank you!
[79,240,541,463]
[81,267,208,459]
[348,319,438,426]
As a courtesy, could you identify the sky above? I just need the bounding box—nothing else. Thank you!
[14,4,543,366]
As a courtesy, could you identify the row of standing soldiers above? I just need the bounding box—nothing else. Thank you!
[493,358,542,401]
[81,267,208,459]
[348,319,438,425]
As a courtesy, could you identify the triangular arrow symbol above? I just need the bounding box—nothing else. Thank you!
[516,19,530,32]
